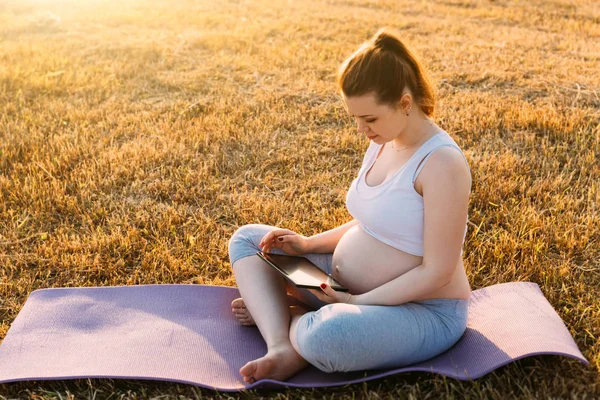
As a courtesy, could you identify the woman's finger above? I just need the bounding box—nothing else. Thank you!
[264,238,277,253]
[259,232,274,247]
[319,284,340,300]
[259,229,293,247]
[307,288,330,303]
[320,283,351,303]
[261,234,286,253]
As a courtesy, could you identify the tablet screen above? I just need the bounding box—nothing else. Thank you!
[256,252,348,291]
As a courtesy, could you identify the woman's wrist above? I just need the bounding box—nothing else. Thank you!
[348,293,363,305]
[303,235,315,253]
[347,292,358,305]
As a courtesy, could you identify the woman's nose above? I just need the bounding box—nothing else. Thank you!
[356,121,368,132]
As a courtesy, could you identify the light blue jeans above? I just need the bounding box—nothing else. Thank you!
[228,223,470,373]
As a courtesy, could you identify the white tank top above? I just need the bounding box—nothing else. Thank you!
[345,131,471,257]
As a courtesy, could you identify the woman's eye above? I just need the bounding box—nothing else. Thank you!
[366,119,376,123]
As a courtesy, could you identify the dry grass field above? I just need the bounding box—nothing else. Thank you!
[1,0,598,398]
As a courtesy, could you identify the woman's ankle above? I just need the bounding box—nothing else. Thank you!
[266,340,296,353]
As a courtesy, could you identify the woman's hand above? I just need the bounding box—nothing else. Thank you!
[307,283,356,305]
[258,228,311,256]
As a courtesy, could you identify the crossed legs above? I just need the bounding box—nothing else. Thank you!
[230,253,310,383]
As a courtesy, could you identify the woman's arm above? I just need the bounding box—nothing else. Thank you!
[305,219,361,253]
[349,147,471,306]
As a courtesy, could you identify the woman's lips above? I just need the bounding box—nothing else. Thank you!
[368,135,377,139]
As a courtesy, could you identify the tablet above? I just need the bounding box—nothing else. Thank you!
[256,251,349,292]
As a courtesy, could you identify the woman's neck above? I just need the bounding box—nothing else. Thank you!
[392,116,439,150]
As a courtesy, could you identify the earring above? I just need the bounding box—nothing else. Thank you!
[406,107,411,116]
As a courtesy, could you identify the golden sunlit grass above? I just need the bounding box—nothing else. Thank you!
[1,0,598,398]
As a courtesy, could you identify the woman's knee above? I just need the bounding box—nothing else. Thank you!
[294,304,361,373]
[227,224,273,266]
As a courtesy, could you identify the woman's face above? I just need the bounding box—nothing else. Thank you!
[342,92,407,143]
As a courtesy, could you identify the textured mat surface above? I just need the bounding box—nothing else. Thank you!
[0,282,588,391]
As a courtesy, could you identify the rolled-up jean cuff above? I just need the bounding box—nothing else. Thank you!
[228,223,333,271]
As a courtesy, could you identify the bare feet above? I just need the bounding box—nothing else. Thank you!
[231,297,256,326]
[232,297,311,383]
[231,297,309,327]
[239,344,309,384]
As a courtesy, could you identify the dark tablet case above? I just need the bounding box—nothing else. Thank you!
[256,251,348,291]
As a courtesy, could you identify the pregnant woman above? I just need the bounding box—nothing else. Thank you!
[228,26,472,384]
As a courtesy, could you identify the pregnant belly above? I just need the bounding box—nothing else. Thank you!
[331,225,423,295]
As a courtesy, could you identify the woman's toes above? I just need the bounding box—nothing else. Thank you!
[240,360,259,383]
[239,346,308,383]
[231,297,246,309]
[231,298,256,326]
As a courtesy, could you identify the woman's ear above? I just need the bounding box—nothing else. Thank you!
[400,93,412,112]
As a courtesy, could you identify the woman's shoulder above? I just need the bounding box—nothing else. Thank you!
[425,145,468,169]
[417,145,472,193]
[425,131,469,167]
[414,131,472,194]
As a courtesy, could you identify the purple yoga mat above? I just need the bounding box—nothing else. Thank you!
[0,282,588,391]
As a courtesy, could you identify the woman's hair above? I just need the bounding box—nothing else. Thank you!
[337,27,436,117]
